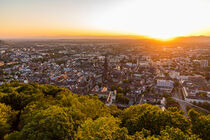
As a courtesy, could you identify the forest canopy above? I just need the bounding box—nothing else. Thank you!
[0,82,209,140]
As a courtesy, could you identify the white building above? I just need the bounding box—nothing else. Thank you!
[157,80,174,88]
[157,80,174,93]
[182,87,210,103]
[200,60,208,68]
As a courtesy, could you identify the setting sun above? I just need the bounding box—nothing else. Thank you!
[89,0,210,40]
[1,0,210,39]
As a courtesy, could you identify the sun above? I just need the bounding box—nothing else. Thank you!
[141,31,183,41]
[90,0,210,40]
[1,0,210,38]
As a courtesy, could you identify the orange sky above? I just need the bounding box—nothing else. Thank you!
[1,0,210,40]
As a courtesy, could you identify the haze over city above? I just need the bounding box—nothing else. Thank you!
[1,0,210,40]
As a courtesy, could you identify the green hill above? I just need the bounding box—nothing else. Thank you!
[0,82,209,140]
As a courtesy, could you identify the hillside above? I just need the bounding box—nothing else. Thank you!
[0,82,209,140]
[172,36,210,44]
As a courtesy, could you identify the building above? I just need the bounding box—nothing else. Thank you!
[182,87,210,103]
[200,60,208,68]
[102,55,110,83]
[156,80,174,93]
[0,61,4,66]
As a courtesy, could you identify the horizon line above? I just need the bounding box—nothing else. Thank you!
[1,35,210,41]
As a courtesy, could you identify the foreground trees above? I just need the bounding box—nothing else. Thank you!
[17,106,74,140]
[189,109,210,140]
[77,116,130,139]
[0,103,16,139]
[0,82,209,140]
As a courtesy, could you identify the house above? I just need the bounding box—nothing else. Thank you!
[0,61,4,66]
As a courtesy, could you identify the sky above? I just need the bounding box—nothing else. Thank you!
[1,0,210,40]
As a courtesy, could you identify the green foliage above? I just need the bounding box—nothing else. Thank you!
[0,103,17,139]
[160,126,200,140]
[4,131,20,140]
[41,84,63,97]
[111,85,128,94]
[192,102,210,111]
[117,87,124,93]
[121,104,189,135]
[166,97,180,109]
[60,94,110,120]
[197,92,207,97]
[18,106,74,140]
[0,83,209,140]
[123,79,130,84]
[0,83,43,110]
[77,116,129,140]
[116,93,129,105]
[189,109,210,140]
[109,105,122,117]
[132,128,151,139]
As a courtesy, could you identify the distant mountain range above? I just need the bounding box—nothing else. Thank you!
[1,35,210,43]
[173,36,210,42]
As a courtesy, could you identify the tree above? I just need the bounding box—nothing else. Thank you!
[166,97,180,109]
[0,83,209,139]
[0,103,16,139]
[70,95,110,120]
[192,102,210,111]
[109,105,122,117]
[123,79,130,84]
[117,87,124,93]
[17,106,74,140]
[77,116,130,140]
[121,104,189,135]
[40,84,63,97]
[111,85,117,91]
[188,109,210,140]
[160,126,200,140]
[132,128,151,139]
[0,89,42,110]
[116,93,129,105]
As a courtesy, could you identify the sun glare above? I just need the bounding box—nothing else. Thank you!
[1,0,210,39]
[90,0,210,40]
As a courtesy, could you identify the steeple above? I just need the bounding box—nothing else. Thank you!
[103,55,109,82]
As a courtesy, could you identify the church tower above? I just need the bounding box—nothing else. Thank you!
[102,55,109,83]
